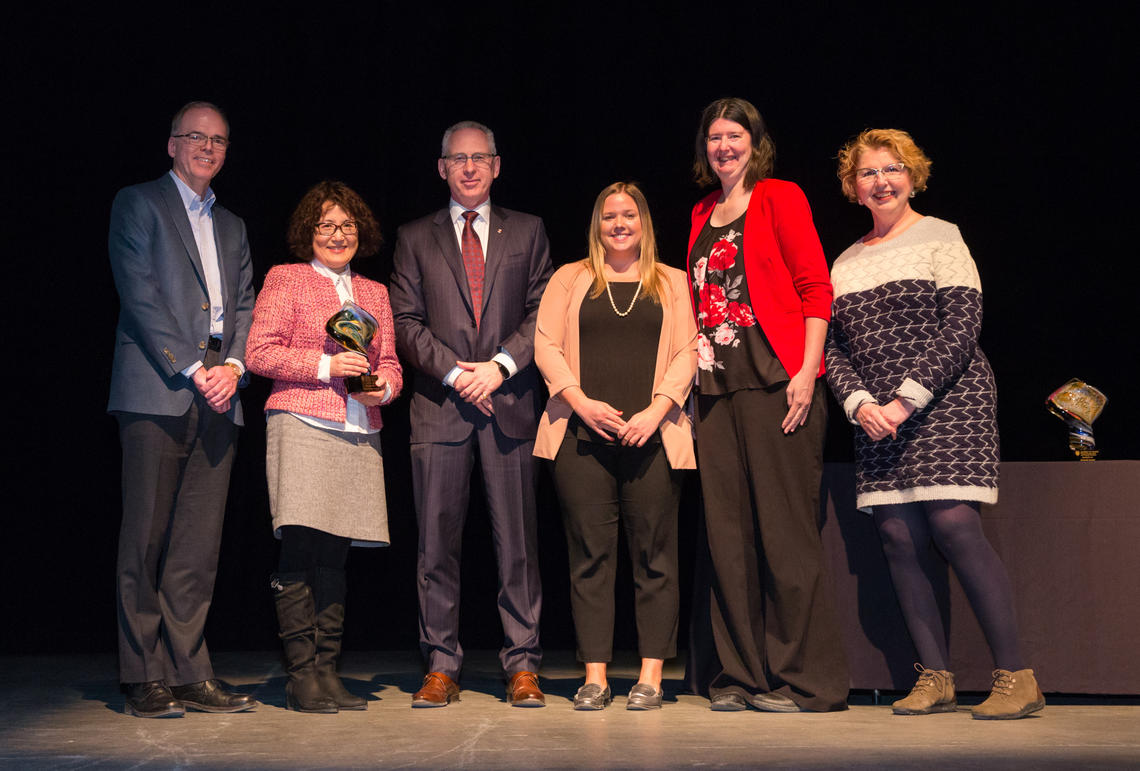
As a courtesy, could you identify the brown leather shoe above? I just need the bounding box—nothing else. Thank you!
[412,672,459,708]
[506,671,545,708]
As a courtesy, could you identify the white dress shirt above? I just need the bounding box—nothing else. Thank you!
[442,198,518,387]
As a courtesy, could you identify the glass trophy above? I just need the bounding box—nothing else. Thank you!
[1046,378,1107,461]
[325,300,381,393]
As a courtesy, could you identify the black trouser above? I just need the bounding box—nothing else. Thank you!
[695,383,849,711]
[115,361,237,686]
[552,436,682,662]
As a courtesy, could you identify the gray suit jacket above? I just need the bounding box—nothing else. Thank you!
[107,174,254,425]
[390,205,552,443]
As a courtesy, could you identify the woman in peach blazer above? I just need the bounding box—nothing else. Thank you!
[534,182,697,711]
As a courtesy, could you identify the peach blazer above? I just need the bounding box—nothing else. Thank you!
[533,261,698,469]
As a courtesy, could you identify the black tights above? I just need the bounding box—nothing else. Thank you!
[873,500,1023,672]
[278,525,351,575]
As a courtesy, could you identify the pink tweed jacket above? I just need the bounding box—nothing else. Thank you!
[246,263,402,430]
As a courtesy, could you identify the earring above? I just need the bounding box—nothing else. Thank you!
[909,191,916,198]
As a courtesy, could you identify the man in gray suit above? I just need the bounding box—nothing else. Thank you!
[108,101,256,718]
[390,121,553,708]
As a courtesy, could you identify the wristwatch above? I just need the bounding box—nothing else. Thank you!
[495,361,510,380]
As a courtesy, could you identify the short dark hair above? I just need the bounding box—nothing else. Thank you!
[171,101,229,136]
[286,181,382,262]
[692,97,775,189]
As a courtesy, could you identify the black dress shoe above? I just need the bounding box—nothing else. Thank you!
[709,692,747,712]
[747,691,801,712]
[170,679,257,713]
[123,681,184,718]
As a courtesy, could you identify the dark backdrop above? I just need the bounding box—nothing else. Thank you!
[5,4,1134,657]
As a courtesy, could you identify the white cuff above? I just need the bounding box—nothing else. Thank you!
[843,390,877,424]
[493,349,518,379]
[897,378,934,410]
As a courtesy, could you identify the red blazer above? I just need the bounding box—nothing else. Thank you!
[246,263,402,430]
[687,179,833,378]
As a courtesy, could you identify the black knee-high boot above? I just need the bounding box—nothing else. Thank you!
[271,573,338,713]
[313,567,367,710]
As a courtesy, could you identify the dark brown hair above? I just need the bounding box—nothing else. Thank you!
[692,97,776,189]
[286,181,382,262]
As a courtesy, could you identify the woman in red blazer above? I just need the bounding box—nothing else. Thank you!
[686,98,848,712]
[247,181,401,713]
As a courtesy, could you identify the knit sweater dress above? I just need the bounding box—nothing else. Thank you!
[825,217,999,512]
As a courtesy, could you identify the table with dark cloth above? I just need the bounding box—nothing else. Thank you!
[822,460,1140,694]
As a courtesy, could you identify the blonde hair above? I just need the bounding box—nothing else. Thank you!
[584,182,664,303]
[836,128,932,202]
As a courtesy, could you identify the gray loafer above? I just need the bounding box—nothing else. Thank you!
[626,682,663,710]
[573,683,612,710]
[748,691,801,713]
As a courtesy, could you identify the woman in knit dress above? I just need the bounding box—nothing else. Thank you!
[687,97,849,713]
[534,182,697,710]
[246,181,402,713]
[827,129,1043,719]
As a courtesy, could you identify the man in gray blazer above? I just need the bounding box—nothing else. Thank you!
[108,101,256,718]
[390,121,553,708]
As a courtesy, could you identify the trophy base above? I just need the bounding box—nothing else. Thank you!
[345,374,381,394]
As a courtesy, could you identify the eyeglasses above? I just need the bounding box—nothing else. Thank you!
[855,163,906,181]
[171,132,230,150]
[314,221,358,237]
[442,153,496,168]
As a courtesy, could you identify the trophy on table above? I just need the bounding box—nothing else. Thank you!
[1046,378,1107,461]
[326,300,381,393]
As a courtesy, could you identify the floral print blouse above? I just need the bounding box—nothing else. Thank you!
[690,212,788,394]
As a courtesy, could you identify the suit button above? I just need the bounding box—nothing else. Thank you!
[202,302,209,311]
[198,340,207,350]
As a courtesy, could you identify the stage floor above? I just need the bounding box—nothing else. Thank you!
[2,651,1136,769]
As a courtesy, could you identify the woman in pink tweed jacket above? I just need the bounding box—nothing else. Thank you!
[250,262,400,428]
[246,181,401,714]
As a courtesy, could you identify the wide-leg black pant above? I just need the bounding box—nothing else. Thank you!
[695,382,849,711]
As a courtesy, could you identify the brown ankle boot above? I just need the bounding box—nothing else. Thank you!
[892,663,957,715]
[972,668,1045,720]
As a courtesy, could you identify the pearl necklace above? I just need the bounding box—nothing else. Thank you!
[606,277,642,317]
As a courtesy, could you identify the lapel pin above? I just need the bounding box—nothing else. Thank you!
[497,228,503,234]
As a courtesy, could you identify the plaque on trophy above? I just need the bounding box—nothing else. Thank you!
[1046,378,1107,461]
[326,300,381,393]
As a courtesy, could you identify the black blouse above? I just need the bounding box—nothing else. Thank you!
[570,280,662,444]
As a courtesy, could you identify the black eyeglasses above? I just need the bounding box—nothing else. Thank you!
[314,221,358,236]
[171,132,230,150]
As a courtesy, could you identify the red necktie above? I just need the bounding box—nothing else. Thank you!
[461,210,485,327]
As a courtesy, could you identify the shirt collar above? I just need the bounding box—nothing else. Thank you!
[168,170,216,213]
[449,198,491,224]
[310,258,351,282]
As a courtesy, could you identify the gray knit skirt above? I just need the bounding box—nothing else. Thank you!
[265,411,389,547]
